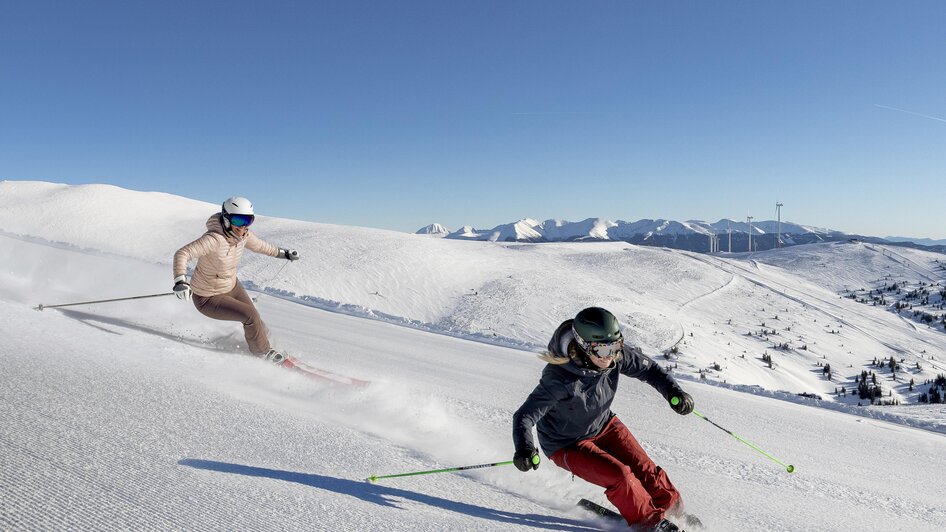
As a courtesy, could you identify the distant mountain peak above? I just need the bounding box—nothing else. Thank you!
[416,223,449,235]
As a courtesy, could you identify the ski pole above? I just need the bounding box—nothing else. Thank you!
[258,260,291,288]
[687,406,795,473]
[366,460,514,483]
[34,292,175,311]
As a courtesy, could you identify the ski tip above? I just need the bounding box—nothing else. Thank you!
[577,498,623,521]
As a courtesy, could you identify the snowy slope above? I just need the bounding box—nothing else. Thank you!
[4,181,943,408]
[2,180,946,531]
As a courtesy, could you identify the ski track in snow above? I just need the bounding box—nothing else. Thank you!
[4,271,946,531]
[1,299,603,531]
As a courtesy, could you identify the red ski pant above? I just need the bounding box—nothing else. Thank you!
[192,281,271,355]
[550,416,680,527]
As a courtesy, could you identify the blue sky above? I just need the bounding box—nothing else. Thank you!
[2,1,944,238]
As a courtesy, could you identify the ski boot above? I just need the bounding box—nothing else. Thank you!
[260,349,287,364]
[652,518,683,532]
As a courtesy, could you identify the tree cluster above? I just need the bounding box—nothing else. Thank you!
[856,370,883,401]
[761,352,773,369]
[918,374,946,404]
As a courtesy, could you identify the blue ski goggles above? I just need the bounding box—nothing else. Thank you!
[227,213,255,227]
[573,330,624,359]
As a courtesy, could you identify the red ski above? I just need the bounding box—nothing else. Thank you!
[280,356,370,387]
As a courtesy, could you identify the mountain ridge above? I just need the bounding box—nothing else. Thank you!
[419,217,945,253]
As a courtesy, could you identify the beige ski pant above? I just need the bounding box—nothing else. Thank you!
[192,281,271,355]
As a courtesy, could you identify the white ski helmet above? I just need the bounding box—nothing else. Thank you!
[221,196,255,229]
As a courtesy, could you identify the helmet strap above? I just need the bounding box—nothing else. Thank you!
[567,341,592,368]
[220,213,239,238]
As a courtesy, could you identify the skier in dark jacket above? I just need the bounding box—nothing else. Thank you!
[512,307,694,531]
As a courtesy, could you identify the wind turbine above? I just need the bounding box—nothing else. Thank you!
[747,215,753,252]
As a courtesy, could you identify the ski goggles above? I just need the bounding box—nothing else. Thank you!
[573,331,624,359]
[227,213,255,227]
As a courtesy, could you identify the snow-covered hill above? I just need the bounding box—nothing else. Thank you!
[2,180,945,531]
[4,181,943,408]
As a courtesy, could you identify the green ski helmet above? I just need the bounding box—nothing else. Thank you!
[572,307,624,358]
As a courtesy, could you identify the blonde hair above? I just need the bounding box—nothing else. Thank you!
[539,349,572,365]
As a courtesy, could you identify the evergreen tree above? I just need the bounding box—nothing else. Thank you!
[931,387,942,404]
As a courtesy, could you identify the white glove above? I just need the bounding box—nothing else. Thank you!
[173,275,192,302]
[279,248,300,261]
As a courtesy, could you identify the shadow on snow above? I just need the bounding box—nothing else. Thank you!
[179,459,599,531]
[56,308,242,353]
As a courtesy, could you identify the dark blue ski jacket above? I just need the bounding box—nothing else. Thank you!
[513,319,685,457]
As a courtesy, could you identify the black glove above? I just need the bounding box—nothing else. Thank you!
[669,391,694,415]
[513,446,540,472]
[279,248,300,261]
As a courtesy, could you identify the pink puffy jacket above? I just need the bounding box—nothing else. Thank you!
[173,214,279,297]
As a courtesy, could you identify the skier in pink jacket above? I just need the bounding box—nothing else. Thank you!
[173,197,299,362]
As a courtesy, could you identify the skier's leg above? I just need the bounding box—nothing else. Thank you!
[228,282,272,354]
[550,440,663,527]
[595,416,681,513]
[192,282,271,354]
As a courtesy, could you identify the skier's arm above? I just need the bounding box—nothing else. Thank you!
[512,386,550,452]
[244,232,280,258]
[173,233,219,279]
[619,346,692,412]
[512,369,567,452]
[244,233,298,260]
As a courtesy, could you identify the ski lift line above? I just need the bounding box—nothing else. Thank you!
[868,245,945,287]
[687,253,934,354]
[867,246,940,282]
[702,272,941,378]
